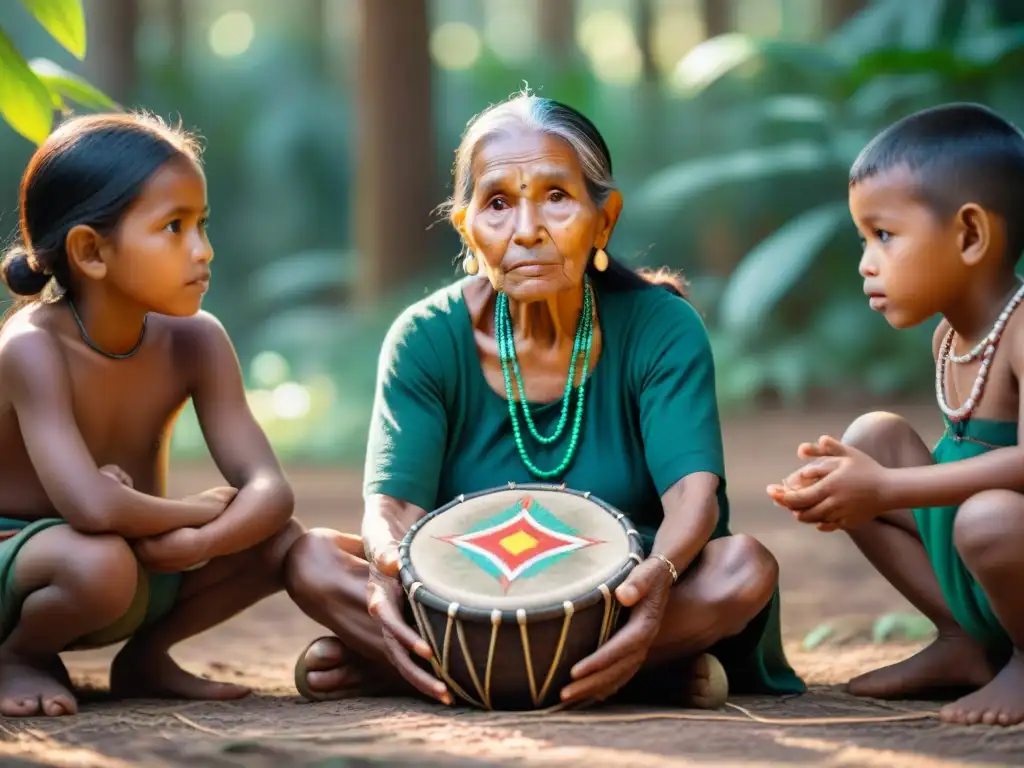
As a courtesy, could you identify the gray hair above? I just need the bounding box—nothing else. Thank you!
[447,91,617,217]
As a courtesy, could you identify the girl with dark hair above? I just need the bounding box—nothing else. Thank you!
[0,113,299,718]
[285,91,804,707]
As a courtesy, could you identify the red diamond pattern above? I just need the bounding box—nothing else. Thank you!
[438,496,600,587]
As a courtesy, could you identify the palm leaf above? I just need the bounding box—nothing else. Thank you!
[718,202,850,334]
[827,0,907,61]
[670,35,844,98]
[249,250,357,306]
[633,142,837,222]
[959,24,1024,65]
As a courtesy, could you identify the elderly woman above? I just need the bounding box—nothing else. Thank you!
[284,93,805,707]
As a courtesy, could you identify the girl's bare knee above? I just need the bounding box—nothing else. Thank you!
[61,532,138,621]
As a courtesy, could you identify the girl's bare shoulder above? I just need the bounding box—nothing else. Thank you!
[0,303,66,364]
[156,311,238,381]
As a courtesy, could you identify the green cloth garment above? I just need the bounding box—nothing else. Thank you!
[914,416,1015,658]
[364,276,806,696]
[0,517,182,650]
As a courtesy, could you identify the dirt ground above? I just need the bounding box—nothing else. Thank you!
[2,404,1023,767]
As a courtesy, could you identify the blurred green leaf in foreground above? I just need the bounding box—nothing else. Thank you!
[0,0,116,144]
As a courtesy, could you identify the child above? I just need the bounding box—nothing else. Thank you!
[0,113,300,718]
[768,103,1024,727]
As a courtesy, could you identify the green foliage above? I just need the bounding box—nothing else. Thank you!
[872,612,937,643]
[29,57,116,111]
[19,0,86,59]
[718,202,851,335]
[0,0,114,144]
[801,623,834,650]
[173,1,1024,462]
[6,1,1017,463]
[635,0,1024,408]
[0,29,53,143]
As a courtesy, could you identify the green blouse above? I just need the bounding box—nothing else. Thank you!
[364,276,805,695]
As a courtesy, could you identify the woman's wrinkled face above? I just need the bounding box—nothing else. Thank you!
[455,125,620,302]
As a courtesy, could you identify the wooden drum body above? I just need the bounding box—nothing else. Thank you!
[398,483,644,711]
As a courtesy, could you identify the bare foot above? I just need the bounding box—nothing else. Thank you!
[618,653,729,708]
[940,651,1024,726]
[110,644,250,701]
[0,653,77,717]
[686,653,729,709]
[295,636,409,702]
[848,632,994,700]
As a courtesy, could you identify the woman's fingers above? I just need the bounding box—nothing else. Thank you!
[562,652,644,704]
[366,575,450,704]
[367,579,431,659]
[379,625,451,704]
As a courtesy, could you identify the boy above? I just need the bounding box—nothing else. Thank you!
[768,103,1024,727]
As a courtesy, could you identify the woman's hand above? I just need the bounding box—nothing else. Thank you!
[364,515,452,706]
[560,558,674,704]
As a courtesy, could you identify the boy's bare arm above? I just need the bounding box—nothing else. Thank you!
[179,313,294,560]
[772,317,1024,517]
[881,318,1024,510]
[0,330,226,537]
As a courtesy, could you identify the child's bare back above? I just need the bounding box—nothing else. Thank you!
[0,113,300,718]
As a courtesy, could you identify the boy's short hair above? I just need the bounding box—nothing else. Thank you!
[850,102,1024,262]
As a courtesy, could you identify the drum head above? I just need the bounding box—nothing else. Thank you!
[404,486,636,611]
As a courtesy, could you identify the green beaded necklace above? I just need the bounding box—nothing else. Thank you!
[495,276,595,479]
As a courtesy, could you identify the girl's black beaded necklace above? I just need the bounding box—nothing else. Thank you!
[67,299,147,360]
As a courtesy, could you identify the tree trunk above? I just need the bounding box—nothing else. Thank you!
[307,0,327,75]
[166,0,185,75]
[537,0,575,70]
[636,0,657,82]
[823,0,866,30]
[354,0,436,302]
[700,0,730,39]
[635,0,662,173]
[83,0,138,105]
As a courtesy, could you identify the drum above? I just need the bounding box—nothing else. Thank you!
[398,483,644,711]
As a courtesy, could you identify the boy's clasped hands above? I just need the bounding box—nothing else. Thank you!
[768,436,893,532]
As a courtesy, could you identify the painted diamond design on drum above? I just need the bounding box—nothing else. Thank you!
[438,495,603,589]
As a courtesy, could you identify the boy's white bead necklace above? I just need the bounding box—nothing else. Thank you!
[936,280,1024,423]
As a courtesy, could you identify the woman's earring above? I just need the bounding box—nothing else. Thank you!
[463,252,480,275]
[593,248,609,272]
